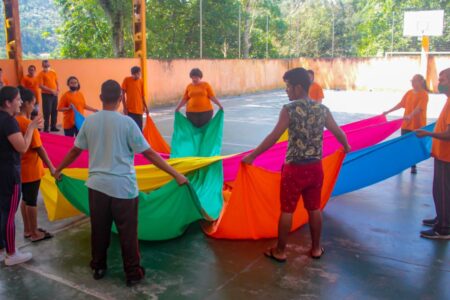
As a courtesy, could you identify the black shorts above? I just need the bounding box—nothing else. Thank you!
[22,180,41,207]
[128,113,143,131]
[186,110,213,128]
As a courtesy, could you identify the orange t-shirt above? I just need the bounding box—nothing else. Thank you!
[21,75,41,103]
[183,82,215,112]
[38,70,58,94]
[309,82,324,103]
[0,76,9,86]
[431,97,450,162]
[399,89,428,130]
[122,77,144,114]
[57,91,87,129]
[15,115,45,183]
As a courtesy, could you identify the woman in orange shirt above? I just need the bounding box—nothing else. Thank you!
[57,76,97,136]
[383,74,429,173]
[175,68,223,127]
[16,86,55,242]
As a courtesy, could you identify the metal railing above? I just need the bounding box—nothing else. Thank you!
[385,51,450,58]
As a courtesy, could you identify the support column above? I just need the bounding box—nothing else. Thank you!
[2,0,23,82]
[420,36,430,91]
[132,0,148,101]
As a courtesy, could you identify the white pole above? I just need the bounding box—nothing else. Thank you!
[266,15,269,58]
[331,7,335,57]
[289,17,292,58]
[391,10,395,53]
[238,5,241,59]
[200,0,203,59]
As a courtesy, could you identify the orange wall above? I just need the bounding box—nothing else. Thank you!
[292,56,444,92]
[1,56,448,109]
[21,58,140,110]
[147,59,289,105]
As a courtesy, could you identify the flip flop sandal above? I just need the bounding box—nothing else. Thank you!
[38,228,54,238]
[31,231,53,243]
[311,248,325,259]
[264,248,287,263]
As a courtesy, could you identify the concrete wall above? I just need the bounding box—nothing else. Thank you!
[0,56,448,109]
[147,59,289,106]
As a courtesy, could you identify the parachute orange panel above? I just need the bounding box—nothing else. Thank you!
[204,150,345,239]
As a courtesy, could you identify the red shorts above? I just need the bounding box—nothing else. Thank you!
[280,160,324,213]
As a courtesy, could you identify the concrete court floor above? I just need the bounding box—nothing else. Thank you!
[1,90,449,300]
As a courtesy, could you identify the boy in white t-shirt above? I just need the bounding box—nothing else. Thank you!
[54,80,187,286]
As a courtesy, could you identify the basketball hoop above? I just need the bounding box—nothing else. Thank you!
[403,10,444,91]
[403,10,444,37]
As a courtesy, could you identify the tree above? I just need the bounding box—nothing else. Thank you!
[0,0,61,58]
[249,0,287,58]
[54,0,133,58]
[354,0,449,56]
[21,0,447,59]
[241,0,256,58]
[96,0,132,57]
[55,0,113,58]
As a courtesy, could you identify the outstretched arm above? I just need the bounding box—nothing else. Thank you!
[325,112,351,153]
[404,107,422,121]
[85,105,98,112]
[53,146,83,180]
[210,96,223,110]
[142,148,187,185]
[242,108,289,164]
[175,98,188,111]
[36,146,56,175]
[383,102,403,115]
[416,125,450,141]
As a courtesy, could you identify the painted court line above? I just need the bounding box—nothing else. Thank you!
[20,263,113,300]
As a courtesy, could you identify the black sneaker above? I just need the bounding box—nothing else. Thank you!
[422,217,437,227]
[126,267,145,287]
[50,127,59,132]
[92,268,107,280]
[420,229,450,240]
[411,166,417,174]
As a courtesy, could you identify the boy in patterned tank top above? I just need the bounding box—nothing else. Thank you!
[242,68,351,262]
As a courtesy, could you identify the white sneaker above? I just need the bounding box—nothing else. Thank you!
[5,250,32,266]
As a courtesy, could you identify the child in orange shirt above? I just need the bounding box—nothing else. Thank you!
[175,68,223,127]
[121,66,148,131]
[16,86,55,242]
[383,74,429,173]
[21,65,41,119]
[38,60,59,132]
[307,70,324,103]
[58,76,98,137]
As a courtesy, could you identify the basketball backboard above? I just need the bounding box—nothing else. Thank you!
[403,10,444,37]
